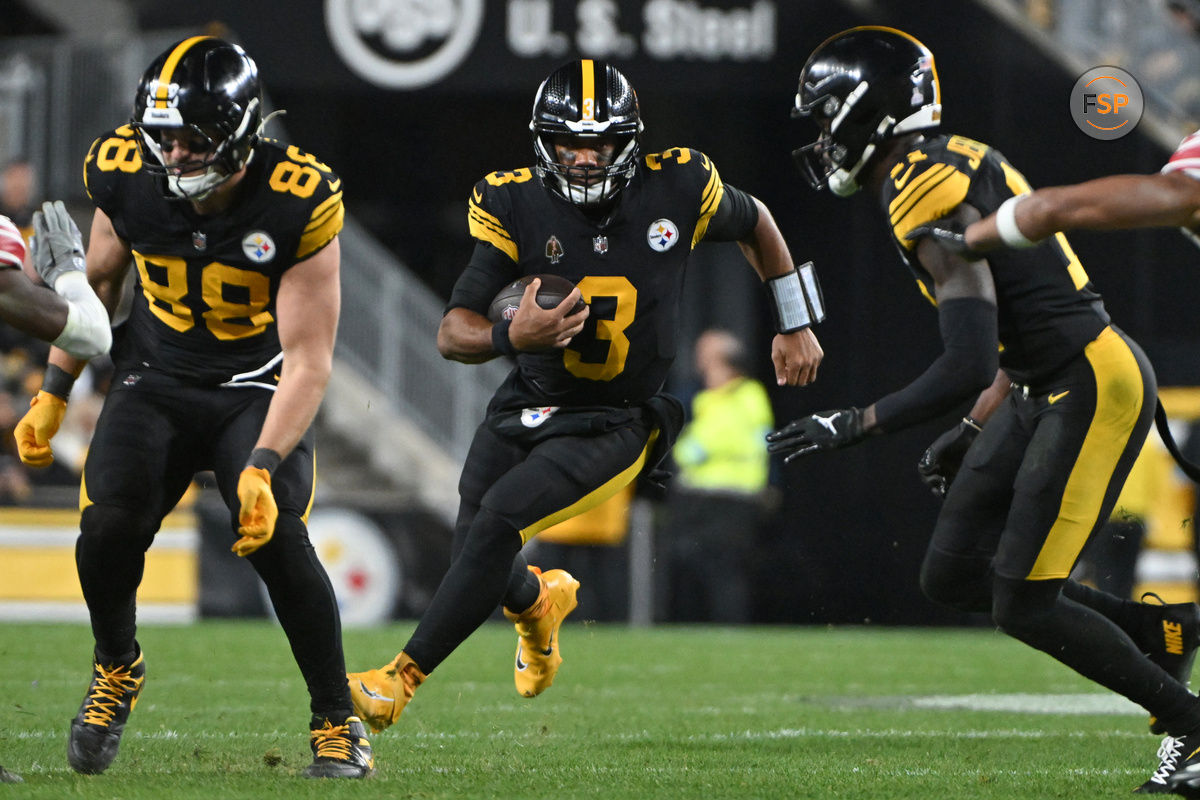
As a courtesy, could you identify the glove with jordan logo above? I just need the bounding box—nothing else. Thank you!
[766,407,865,463]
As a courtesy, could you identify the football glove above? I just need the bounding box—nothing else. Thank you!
[233,466,278,557]
[766,407,865,463]
[29,200,86,288]
[15,390,67,467]
[905,220,984,260]
[917,418,982,498]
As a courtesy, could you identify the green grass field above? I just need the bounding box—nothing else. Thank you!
[0,621,1169,798]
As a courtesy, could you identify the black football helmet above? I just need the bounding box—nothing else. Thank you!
[792,26,941,197]
[531,59,642,208]
[132,36,262,201]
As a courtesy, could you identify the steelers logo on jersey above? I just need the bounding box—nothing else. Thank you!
[242,230,277,263]
[647,219,679,252]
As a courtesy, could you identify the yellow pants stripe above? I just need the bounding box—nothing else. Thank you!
[1028,328,1145,579]
[518,430,658,544]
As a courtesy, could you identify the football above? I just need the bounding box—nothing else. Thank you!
[0,215,26,269]
[487,274,586,323]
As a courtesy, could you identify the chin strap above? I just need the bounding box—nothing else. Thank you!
[1155,399,1200,483]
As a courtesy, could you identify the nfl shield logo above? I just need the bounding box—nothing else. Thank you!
[192,231,207,251]
[593,235,609,254]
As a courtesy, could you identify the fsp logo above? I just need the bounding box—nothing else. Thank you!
[1070,66,1143,141]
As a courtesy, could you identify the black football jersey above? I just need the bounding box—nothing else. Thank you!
[881,133,1109,385]
[451,148,725,409]
[84,126,344,385]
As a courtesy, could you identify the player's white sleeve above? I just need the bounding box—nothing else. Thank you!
[51,271,112,359]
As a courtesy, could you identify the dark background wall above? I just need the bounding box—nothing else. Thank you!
[19,0,1200,623]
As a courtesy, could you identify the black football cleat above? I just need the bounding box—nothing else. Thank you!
[67,648,145,774]
[302,715,374,778]
[1141,593,1200,735]
[1137,733,1200,796]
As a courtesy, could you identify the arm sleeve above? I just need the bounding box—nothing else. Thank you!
[871,297,999,433]
[702,182,759,242]
[445,241,519,315]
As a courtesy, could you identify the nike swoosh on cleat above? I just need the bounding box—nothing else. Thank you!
[356,680,394,703]
[541,632,554,657]
[515,650,529,671]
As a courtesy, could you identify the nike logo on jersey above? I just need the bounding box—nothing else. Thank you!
[1047,390,1070,404]
[892,164,914,190]
[356,680,394,702]
[814,413,840,435]
[473,188,483,204]
[327,177,341,192]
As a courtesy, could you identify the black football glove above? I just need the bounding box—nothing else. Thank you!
[905,219,984,260]
[916,418,981,498]
[766,407,865,464]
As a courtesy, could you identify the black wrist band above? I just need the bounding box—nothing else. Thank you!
[42,364,76,400]
[491,318,518,357]
[245,447,282,475]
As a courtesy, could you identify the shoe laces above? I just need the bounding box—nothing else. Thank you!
[1149,735,1186,785]
[310,721,354,761]
[80,663,143,726]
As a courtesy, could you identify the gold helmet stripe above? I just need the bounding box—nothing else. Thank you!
[154,35,213,107]
[581,59,595,122]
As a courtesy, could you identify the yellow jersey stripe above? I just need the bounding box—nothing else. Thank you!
[468,200,518,261]
[297,196,344,260]
[1028,327,1145,579]
[693,159,725,247]
[888,163,953,223]
[156,36,211,106]
[891,170,971,250]
[306,191,343,230]
[519,430,659,544]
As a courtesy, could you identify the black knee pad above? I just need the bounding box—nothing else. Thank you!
[458,507,522,567]
[919,547,993,613]
[991,576,1061,639]
[80,503,157,551]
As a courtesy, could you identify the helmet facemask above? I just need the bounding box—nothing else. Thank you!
[533,130,639,208]
[134,97,259,202]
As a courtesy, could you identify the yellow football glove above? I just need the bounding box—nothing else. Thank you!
[15,390,67,467]
[233,466,278,557]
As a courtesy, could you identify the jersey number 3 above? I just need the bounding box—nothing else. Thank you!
[563,276,636,381]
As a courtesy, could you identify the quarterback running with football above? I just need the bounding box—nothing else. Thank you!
[767,27,1200,795]
[15,37,371,778]
[347,59,824,733]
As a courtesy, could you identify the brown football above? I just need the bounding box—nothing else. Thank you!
[487,274,587,322]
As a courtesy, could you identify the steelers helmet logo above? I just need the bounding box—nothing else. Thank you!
[242,231,276,263]
[647,219,679,252]
[325,0,485,89]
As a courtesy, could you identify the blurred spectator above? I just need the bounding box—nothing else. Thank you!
[0,158,36,236]
[658,329,773,623]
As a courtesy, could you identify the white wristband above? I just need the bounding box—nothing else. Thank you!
[995,194,1040,249]
[52,272,112,360]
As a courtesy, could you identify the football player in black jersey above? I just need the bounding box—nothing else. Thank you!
[13,37,371,778]
[768,27,1200,794]
[346,59,825,733]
